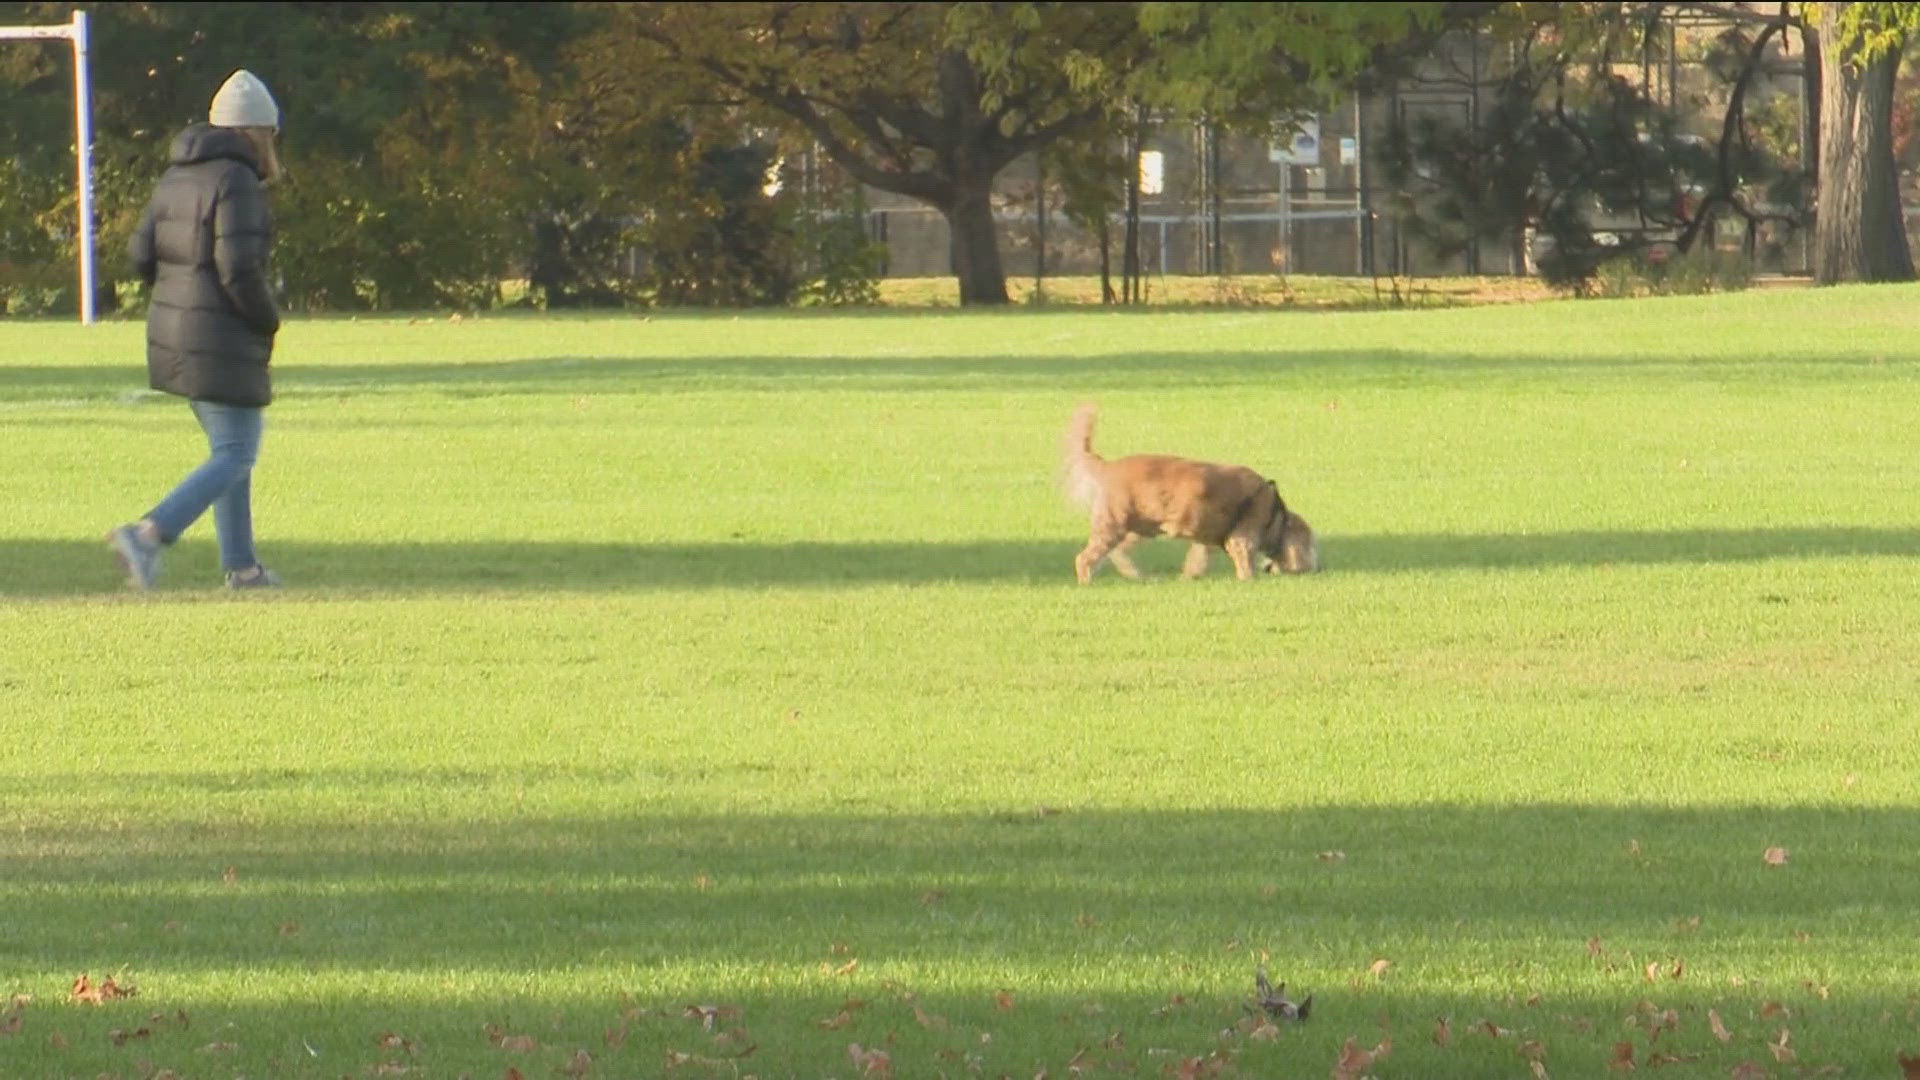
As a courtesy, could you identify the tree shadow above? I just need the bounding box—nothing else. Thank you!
[1,345,1865,403]
[5,526,1917,597]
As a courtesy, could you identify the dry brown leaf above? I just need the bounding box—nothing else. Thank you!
[560,1048,593,1077]
[1332,1037,1378,1080]
[603,1025,628,1048]
[1531,1060,1550,1080]
[504,1068,526,1080]
[848,1042,893,1077]
[912,1004,949,1031]
[1768,1028,1795,1064]
[1480,1020,1511,1039]
[831,958,860,977]
[107,1026,151,1046]
[1899,1052,1920,1080]
[1520,1039,1546,1061]
[994,990,1015,1012]
[1762,847,1789,867]
[1803,981,1830,1000]
[1248,1018,1280,1041]
[1587,936,1605,957]
[1610,1040,1636,1072]
[0,1015,19,1037]
[1368,959,1391,979]
[1433,1018,1452,1047]
[1760,1001,1790,1019]
[1709,1009,1732,1044]
[1644,961,1663,983]
[1729,1061,1769,1079]
[69,974,135,1005]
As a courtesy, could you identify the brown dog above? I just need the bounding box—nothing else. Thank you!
[1062,404,1318,583]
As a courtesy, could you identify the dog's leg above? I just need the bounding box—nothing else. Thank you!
[1225,535,1258,580]
[1180,543,1211,579]
[1075,524,1125,584]
[1108,534,1145,580]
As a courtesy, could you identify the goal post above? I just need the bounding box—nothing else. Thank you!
[1,10,94,324]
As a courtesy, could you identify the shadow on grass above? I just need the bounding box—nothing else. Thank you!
[2,790,1914,1076]
[6,526,1918,597]
[1,345,1882,403]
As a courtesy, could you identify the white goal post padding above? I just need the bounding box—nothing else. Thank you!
[1,10,94,324]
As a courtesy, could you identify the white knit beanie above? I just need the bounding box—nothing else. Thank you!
[209,69,279,128]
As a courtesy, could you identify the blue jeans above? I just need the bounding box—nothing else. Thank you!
[145,400,263,572]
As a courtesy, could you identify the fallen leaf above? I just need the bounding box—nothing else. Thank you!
[1520,1039,1545,1061]
[1317,851,1346,862]
[1899,1052,1920,1080]
[1645,961,1663,983]
[848,1042,892,1077]
[912,1004,949,1031]
[1531,1060,1550,1079]
[603,1025,628,1048]
[1480,1020,1511,1039]
[1762,847,1789,867]
[1587,937,1605,957]
[681,1004,741,1031]
[831,958,860,977]
[1760,1001,1790,1019]
[107,1026,152,1046]
[1729,1063,1769,1080]
[560,1048,593,1077]
[69,974,135,1005]
[1768,1028,1795,1064]
[1332,1036,1384,1080]
[1803,981,1830,1000]
[1433,1018,1452,1047]
[1368,959,1391,979]
[994,990,1015,1012]
[1709,1009,1732,1043]
[1610,1040,1635,1072]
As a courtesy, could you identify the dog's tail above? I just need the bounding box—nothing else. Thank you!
[1061,403,1104,510]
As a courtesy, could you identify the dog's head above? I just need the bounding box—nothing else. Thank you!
[1259,487,1319,574]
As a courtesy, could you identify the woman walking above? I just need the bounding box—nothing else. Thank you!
[110,69,284,591]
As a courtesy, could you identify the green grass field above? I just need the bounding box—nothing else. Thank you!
[4,285,1920,1078]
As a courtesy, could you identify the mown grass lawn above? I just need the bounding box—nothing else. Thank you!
[4,285,1920,1078]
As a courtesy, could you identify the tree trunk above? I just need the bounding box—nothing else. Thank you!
[942,185,1010,305]
[1813,5,1914,284]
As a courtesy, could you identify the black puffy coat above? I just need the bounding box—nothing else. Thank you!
[129,124,280,407]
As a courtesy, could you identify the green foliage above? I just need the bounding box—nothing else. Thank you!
[1590,244,1756,297]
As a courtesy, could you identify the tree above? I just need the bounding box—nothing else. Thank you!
[1812,0,1916,283]
[1379,3,1805,289]
[623,2,1445,306]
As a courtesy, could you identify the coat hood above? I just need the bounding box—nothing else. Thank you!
[168,123,263,175]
